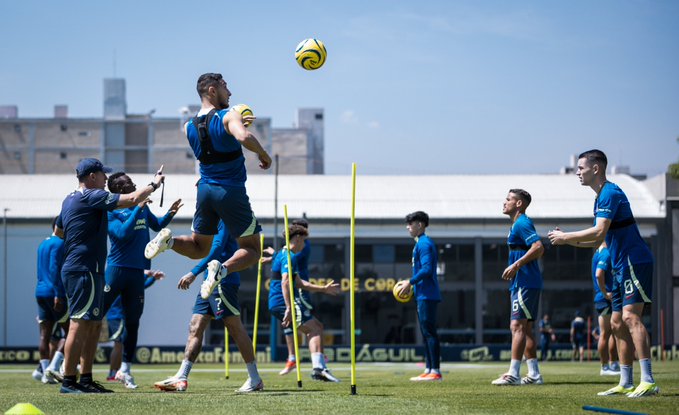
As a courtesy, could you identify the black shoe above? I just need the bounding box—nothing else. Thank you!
[81,380,114,393]
[60,382,88,394]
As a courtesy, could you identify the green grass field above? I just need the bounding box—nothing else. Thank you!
[1,361,677,415]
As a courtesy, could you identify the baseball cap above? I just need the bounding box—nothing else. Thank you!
[76,158,113,178]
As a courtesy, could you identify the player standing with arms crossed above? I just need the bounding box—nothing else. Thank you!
[492,189,545,386]
[548,149,657,397]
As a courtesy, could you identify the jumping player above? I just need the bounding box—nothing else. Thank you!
[492,189,545,386]
[144,73,271,301]
[548,149,657,397]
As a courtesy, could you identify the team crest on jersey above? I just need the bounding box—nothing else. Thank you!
[93,308,100,317]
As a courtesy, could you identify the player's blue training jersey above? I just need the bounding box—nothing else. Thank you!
[268,248,300,310]
[190,221,241,286]
[57,188,120,274]
[186,109,246,187]
[106,275,157,320]
[296,240,311,281]
[409,234,441,302]
[592,246,613,303]
[571,317,585,336]
[594,182,653,271]
[35,235,66,298]
[107,206,174,270]
[507,214,543,290]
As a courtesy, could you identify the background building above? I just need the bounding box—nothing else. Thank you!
[0,173,675,352]
[0,78,322,176]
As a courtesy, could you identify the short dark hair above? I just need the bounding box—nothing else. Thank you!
[196,73,224,98]
[292,218,309,229]
[107,172,127,194]
[509,189,532,208]
[578,149,608,170]
[405,211,429,227]
[51,216,59,230]
[284,224,309,240]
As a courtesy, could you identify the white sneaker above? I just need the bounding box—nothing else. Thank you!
[145,228,172,260]
[45,368,63,383]
[154,376,188,392]
[311,368,340,383]
[32,367,43,382]
[41,373,57,384]
[491,373,521,385]
[115,370,138,389]
[521,374,543,385]
[201,260,227,300]
[600,368,620,376]
[236,377,264,393]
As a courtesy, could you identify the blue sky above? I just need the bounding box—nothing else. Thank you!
[1,0,677,175]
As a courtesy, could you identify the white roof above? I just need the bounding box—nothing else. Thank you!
[0,174,664,220]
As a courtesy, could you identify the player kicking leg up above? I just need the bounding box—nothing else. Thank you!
[155,228,263,393]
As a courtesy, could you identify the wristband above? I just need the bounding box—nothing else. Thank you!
[148,182,159,191]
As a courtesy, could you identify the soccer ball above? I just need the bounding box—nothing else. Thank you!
[392,280,413,303]
[295,38,327,70]
[231,104,254,127]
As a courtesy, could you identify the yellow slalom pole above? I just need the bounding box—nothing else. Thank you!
[284,205,303,388]
[224,327,229,379]
[253,233,264,351]
[350,163,357,395]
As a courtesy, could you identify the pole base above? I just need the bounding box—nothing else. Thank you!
[297,380,303,388]
[351,384,357,395]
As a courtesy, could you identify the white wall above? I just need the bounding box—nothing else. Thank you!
[0,221,205,346]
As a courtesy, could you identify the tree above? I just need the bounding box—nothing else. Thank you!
[669,137,679,179]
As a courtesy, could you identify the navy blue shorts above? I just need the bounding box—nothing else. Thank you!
[36,297,68,323]
[107,318,126,342]
[192,182,262,238]
[192,281,241,320]
[62,271,105,321]
[270,301,313,328]
[595,300,612,316]
[103,266,145,322]
[510,287,540,321]
[612,262,653,312]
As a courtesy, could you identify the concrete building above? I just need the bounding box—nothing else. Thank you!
[0,79,322,176]
[0,173,676,350]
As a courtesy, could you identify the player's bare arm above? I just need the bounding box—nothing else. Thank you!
[548,217,611,246]
[117,167,164,208]
[501,240,544,280]
[295,276,340,295]
[223,112,271,169]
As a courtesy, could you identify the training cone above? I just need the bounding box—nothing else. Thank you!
[4,403,45,415]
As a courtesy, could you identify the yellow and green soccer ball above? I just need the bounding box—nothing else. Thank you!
[295,38,327,70]
[231,104,254,127]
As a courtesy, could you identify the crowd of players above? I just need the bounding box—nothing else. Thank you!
[32,72,658,397]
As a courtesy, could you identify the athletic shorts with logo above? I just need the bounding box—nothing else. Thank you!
[36,297,68,323]
[107,318,126,342]
[61,271,105,320]
[270,300,313,328]
[193,182,262,238]
[193,281,241,319]
[510,287,540,321]
[612,262,653,312]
